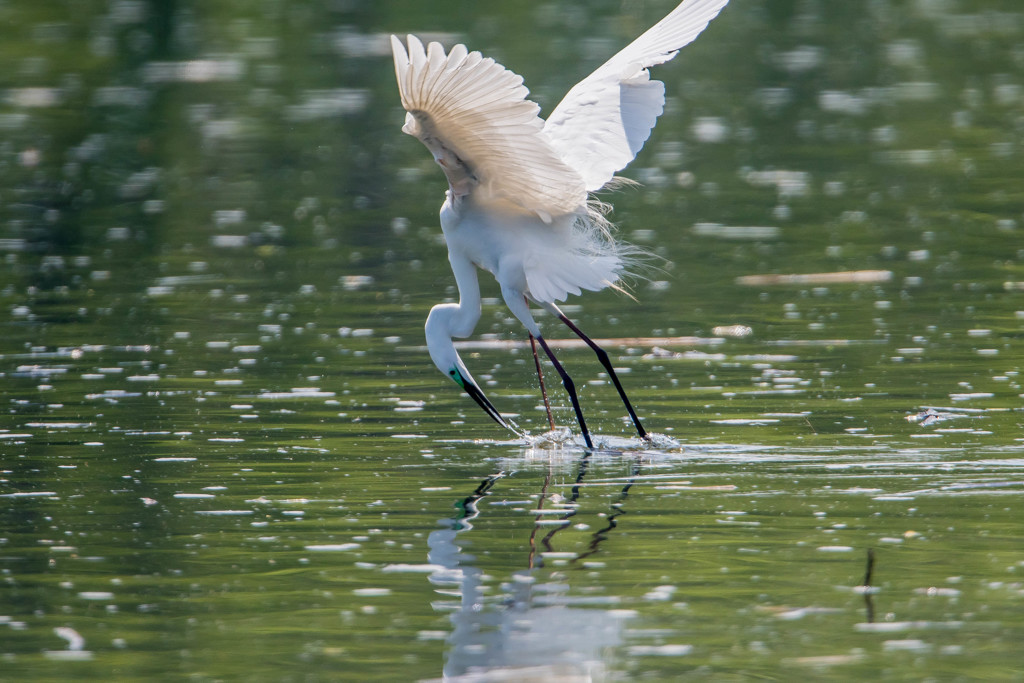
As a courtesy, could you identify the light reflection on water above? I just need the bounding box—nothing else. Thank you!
[403,441,1024,680]
[4,409,1024,679]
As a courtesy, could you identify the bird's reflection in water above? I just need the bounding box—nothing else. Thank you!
[529,454,642,569]
[426,452,645,681]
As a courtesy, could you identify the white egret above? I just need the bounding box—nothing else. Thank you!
[391,0,729,447]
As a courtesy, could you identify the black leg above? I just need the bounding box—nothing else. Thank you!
[529,333,556,431]
[557,314,649,440]
[536,335,594,449]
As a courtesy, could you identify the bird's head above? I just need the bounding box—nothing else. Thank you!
[426,305,514,432]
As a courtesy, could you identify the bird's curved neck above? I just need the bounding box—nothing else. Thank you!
[425,250,482,377]
[442,250,481,339]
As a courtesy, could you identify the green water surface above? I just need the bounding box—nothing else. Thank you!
[2,0,1023,680]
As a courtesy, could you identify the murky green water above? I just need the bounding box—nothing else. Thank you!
[2,0,1024,680]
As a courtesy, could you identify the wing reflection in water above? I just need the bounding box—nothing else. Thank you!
[425,454,646,681]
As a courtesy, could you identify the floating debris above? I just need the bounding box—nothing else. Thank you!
[628,644,694,656]
[712,325,753,338]
[736,270,893,286]
[424,336,724,352]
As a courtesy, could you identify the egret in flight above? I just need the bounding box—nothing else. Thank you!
[391,0,729,447]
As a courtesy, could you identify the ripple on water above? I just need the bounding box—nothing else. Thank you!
[42,651,94,662]
[193,510,253,516]
[855,621,964,633]
[78,592,114,600]
[381,564,443,573]
[882,639,932,653]
[254,388,336,399]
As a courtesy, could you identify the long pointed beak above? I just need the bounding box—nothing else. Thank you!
[457,372,520,436]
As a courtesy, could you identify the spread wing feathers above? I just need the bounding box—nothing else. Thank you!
[391,35,587,220]
[543,0,730,192]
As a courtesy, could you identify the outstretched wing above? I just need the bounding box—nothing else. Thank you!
[542,0,730,192]
[391,35,586,220]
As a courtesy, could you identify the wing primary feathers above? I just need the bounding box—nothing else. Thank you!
[391,34,587,218]
[542,0,730,192]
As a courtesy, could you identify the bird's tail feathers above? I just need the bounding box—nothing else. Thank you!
[523,190,658,303]
[573,203,658,300]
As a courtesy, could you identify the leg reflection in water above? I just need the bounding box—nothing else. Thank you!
[426,455,646,679]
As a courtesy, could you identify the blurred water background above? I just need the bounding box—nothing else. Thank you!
[2,0,1024,679]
